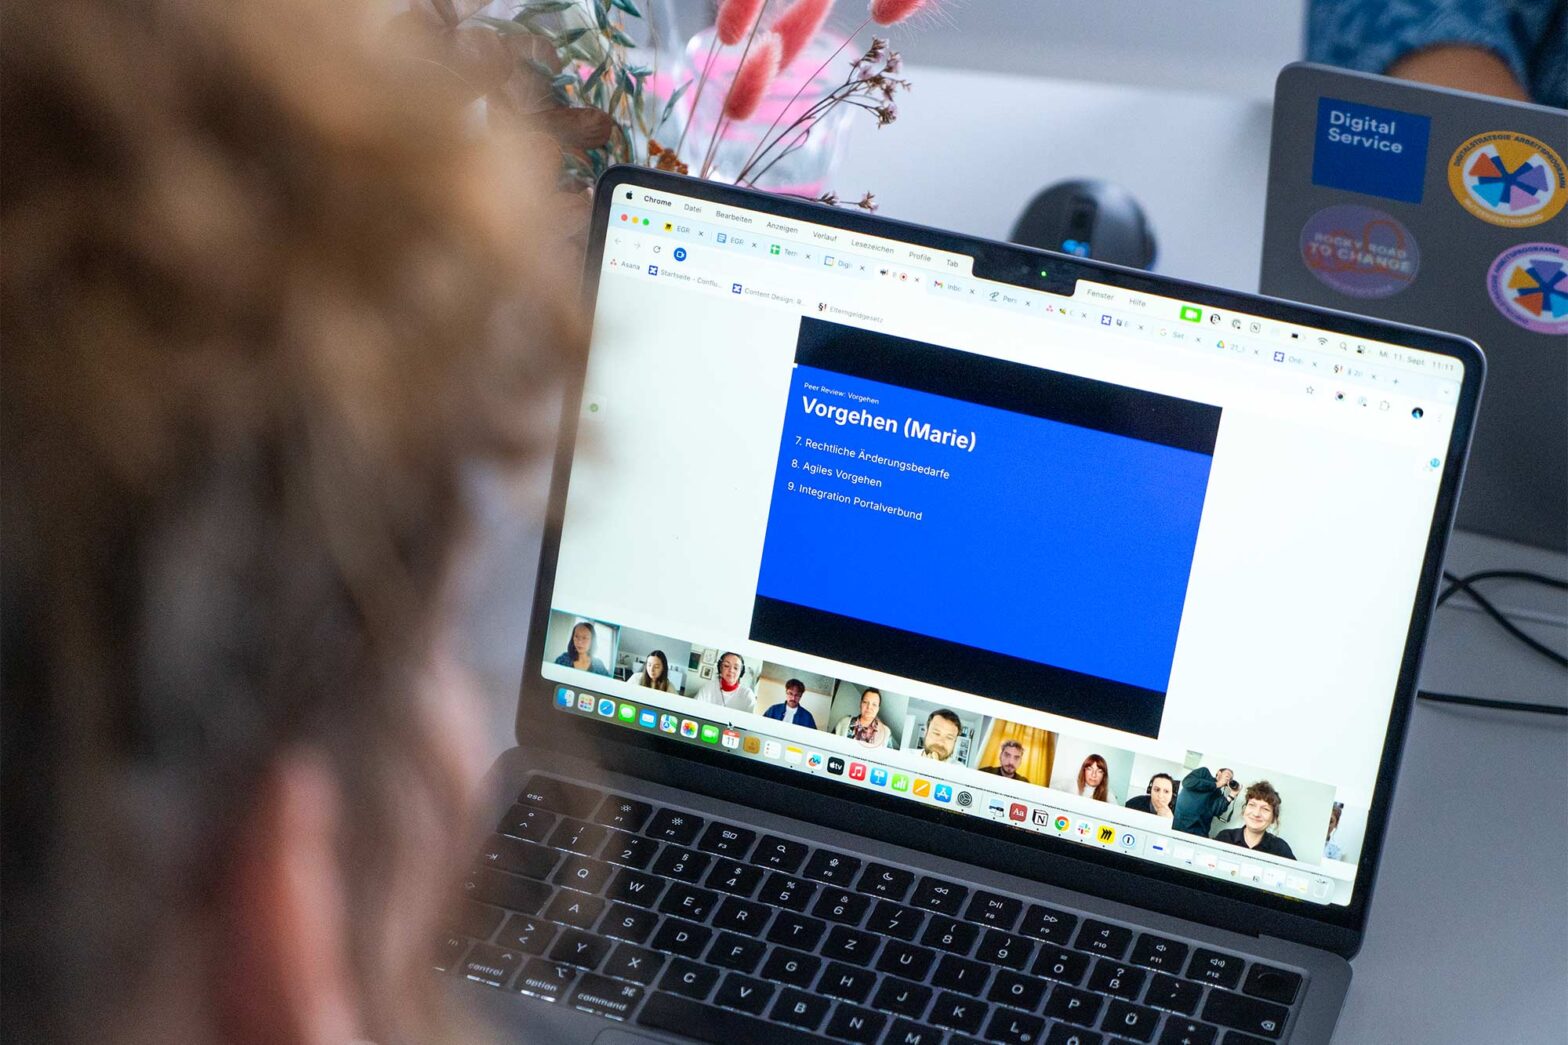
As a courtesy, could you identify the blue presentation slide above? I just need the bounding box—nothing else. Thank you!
[755,362,1213,697]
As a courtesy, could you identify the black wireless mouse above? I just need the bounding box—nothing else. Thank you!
[1010,179,1157,270]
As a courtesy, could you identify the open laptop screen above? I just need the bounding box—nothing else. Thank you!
[534,172,1469,913]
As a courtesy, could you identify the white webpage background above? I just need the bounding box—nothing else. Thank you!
[551,230,1458,814]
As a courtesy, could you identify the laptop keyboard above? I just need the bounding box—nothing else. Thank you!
[440,774,1306,1044]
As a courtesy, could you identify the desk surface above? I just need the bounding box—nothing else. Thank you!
[460,68,1567,1045]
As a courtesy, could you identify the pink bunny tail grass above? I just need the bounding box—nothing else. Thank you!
[723,33,782,121]
[869,0,927,25]
[773,0,833,69]
[716,0,766,45]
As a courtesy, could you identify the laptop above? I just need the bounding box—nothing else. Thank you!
[1261,62,1566,550]
[442,167,1483,1045]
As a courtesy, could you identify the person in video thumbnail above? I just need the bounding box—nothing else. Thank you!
[635,650,675,692]
[1215,781,1297,860]
[1074,754,1120,805]
[694,651,755,711]
[834,687,891,748]
[920,709,963,762]
[555,620,610,675]
[1174,766,1241,837]
[1125,773,1177,820]
[979,740,1031,783]
[764,678,819,729]
[1324,801,1345,861]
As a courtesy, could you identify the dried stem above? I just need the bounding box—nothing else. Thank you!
[700,0,773,180]
[734,15,870,184]
[674,28,721,159]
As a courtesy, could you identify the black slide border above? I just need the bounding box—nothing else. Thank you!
[795,316,1222,455]
[751,596,1168,738]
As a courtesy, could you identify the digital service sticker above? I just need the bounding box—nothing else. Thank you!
[1300,204,1421,298]
[1487,243,1568,334]
[1449,131,1567,228]
[1311,97,1431,204]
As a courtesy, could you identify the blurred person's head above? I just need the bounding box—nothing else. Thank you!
[1078,754,1109,800]
[922,709,962,760]
[1,0,583,1041]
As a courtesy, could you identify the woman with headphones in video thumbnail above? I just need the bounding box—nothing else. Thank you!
[693,651,755,711]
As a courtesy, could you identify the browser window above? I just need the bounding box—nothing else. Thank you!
[538,184,1464,908]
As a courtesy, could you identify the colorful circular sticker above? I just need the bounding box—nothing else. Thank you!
[1448,131,1567,228]
[1487,243,1568,334]
[1299,204,1420,298]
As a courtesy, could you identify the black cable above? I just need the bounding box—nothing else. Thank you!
[1417,568,1568,716]
[1417,689,1567,717]
[1437,569,1568,669]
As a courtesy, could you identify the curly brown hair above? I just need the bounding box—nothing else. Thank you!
[1244,780,1284,828]
[1,0,585,1039]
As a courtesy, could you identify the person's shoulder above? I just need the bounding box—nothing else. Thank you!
[1214,827,1243,843]
[978,765,1001,776]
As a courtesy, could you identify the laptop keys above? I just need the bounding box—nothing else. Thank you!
[1131,932,1191,973]
[705,932,766,973]
[696,821,756,858]
[453,898,505,940]
[464,867,551,915]
[568,974,643,1021]
[812,888,872,926]
[931,953,990,995]
[865,900,926,941]
[821,925,880,962]
[910,876,969,915]
[640,992,828,1044]
[546,819,609,856]
[802,847,862,885]
[1145,972,1204,1016]
[765,910,827,950]
[542,890,604,929]
[658,882,720,922]
[1104,999,1161,1041]
[758,872,819,911]
[650,846,711,883]
[460,942,523,987]
[770,986,832,1030]
[434,932,470,973]
[551,854,612,893]
[824,1002,887,1043]
[547,927,610,969]
[1186,947,1245,989]
[985,1006,1047,1045]
[1075,919,1133,959]
[871,976,933,1018]
[1044,984,1104,1027]
[598,830,659,870]
[754,835,810,873]
[514,957,579,1002]
[975,928,1034,969]
[928,990,989,1034]
[649,918,711,959]
[1201,989,1290,1039]
[656,957,718,1000]
[644,807,704,845]
[876,939,938,979]
[963,890,1023,929]
[713,972,775,1014]
[711,895,770,934]
[819,961,878,1003]
[1019,903,1079,944]
[518,776,602,818]
[704,859,764,897]
[760,946,821,987]
[986,968,1049,1011]
[594,794,653,832]
[1156,1018,1219,1045]
[605,867,665,907]
[496,913,557,954]
[478,835,558,879]
[598,902,659,943]
[1242,964,1303,1005]
[855,862,914,900]
[1031,946,1091,985]
[497,803,555,843]
[1087,959,1148,999]
[920,916,979,955]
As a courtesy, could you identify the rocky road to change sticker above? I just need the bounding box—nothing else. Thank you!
[1449,131,1566,228]
[1487,243,1568,334]
[1300,204,1420,299]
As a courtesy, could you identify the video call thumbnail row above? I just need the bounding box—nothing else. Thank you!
[546,610,1364,867]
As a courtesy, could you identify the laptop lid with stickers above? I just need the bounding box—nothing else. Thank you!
[1262,62,1566,550]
